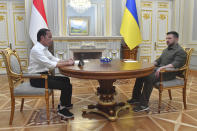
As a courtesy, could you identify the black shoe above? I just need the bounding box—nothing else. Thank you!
[133,105,149,112]
[57,104,73,112]
[127,99,140,105]
[65,104,73,110]
[58,108,74,118]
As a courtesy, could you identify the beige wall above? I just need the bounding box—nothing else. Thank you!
[179,0,197,69]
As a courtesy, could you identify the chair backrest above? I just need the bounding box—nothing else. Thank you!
[182,48,193,79]
[184,48,193,67]
[1,48,23,92]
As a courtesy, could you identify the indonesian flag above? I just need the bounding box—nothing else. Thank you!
[29,0,48,44]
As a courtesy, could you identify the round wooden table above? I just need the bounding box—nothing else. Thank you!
[59,59,154,121]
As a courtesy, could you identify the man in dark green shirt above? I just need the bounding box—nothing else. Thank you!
[127,31,187,112]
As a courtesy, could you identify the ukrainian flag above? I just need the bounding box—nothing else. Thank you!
[120,0,142,50]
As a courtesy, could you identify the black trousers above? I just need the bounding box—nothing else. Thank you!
[30,74,72,106]
[132,67,177,106]
[132,68,159,106]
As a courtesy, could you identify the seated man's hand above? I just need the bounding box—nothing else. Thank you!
[57,58,75,67]
[155,67,164,78]
[68,58,75,65]
[65,59,74,66]
[153,61,158,66]
[155,64,174,78]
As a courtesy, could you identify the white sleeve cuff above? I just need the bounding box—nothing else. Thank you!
[52,56,60,62]
[48,61,58,69]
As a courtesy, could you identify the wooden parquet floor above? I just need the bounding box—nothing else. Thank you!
[0,71,197,131]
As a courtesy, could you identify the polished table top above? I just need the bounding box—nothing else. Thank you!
[59,59,155,80]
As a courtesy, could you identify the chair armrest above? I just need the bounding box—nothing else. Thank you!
[158,66,187,84]
[160,67,186,73]
[22,73,48,79]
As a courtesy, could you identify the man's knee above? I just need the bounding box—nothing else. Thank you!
[135,77,144,82]
[62,77,71,84]
[54,76,71,85]
[145,73,155,81]
[62,78,72,91]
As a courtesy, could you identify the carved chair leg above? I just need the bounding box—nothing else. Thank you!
[158,91,162,113]
[52,90,55,109]
[20,98,24,112]
[46,97,50,124]
[183,88,187,109]
[9,99,15,125]
[168,90,172,100]
[45,78,50,124]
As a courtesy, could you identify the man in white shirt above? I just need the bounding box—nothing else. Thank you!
[28,28,74,118]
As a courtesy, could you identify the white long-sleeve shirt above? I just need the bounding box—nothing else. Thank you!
[28,42,60,73]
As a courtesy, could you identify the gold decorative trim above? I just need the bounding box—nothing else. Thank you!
[16,16,23,21]
[0,15,4,21]
[158,2,169,9]
[140,47,151,54]
[0,12,9,46]
[157,48,166,51]
[141,49,151,51]
[13,12,26,46]
[156,55,160,59]
[140,46,151,48]
[0,3,7,10]
[141,52,151,55]
[0,41,6,43]
[186,43,197,45]
[159,14,166,20]
[158,10,168,12]
[157,11,168,44]
[141,9,152,43]
[0,48,6,59]
[12,3,25,10]
[141,9,152,12]
[141,43,152,44]
[15,48,28,58]
[141,2,152,8]
[140,56,151,63]
[158,40,166,42]
[143,13,150,20]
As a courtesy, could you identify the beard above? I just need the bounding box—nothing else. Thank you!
[167,41,176,46]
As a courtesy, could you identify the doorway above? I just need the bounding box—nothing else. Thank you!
[139,0,173,63]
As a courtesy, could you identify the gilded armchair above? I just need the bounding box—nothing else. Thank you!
[154,48,193,113]
[1,48,54,125]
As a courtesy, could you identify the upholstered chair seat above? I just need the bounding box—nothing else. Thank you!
[14,82,52,96]
[154,78,184,88]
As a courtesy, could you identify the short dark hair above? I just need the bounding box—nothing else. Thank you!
[37,28,50,42]
[167,31,179,38]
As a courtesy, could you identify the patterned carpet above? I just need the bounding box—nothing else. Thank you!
[26,100,179,126]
